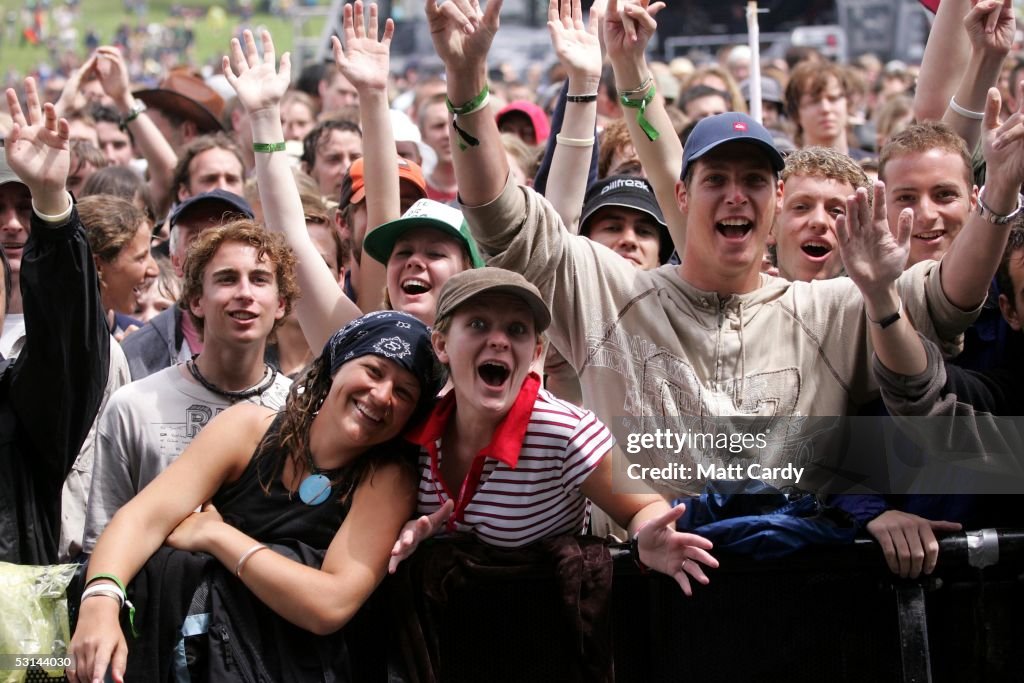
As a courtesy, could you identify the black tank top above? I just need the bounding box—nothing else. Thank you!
[212,414,353,550]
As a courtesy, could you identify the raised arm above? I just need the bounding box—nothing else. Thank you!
[52,52,100,118]
[92,46,179,215]
[836,182,927,376]
[941,88,1024,310]
[914,0,972,122]
[226,29,362,350]
[603,0,685,248]
[5,78,110,488]
[544,0,602,231]
[941,0,1014,150]
[427,0,508,207]
[333,0,398,311]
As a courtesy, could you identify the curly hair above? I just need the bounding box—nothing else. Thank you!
[179,220,299,336]
[598,119,636,178]
[782,146,871,194]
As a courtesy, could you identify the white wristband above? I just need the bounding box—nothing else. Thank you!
[81,583,125,607]
[556,134,596,148]
[31,191,74,224]
[948,96,984,120]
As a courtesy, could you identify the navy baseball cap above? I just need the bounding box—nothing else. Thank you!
[680,113,786,180]
[169,189,254,228]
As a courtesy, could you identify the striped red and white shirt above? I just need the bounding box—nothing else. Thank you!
[408,373,612,548]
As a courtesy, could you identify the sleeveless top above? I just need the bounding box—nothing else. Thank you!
[212,414,354,550]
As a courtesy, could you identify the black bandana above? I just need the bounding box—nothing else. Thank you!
[323,311,441,412]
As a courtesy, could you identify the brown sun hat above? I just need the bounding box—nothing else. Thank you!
[134,68,225,133]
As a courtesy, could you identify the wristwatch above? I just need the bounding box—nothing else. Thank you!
[976,186,1024,225]
[119,99,147,131]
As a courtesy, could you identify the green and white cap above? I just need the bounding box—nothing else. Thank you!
[362,199,486,269]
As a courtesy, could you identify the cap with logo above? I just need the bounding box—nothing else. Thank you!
[680,112,786,180]
[435,267,551,333]
[362,199,485,268]
[345,157,428,206]
[579,175,674,264]
[169,189,254,228]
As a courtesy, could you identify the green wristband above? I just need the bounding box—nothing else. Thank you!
[620,83,660,142]
[253,141,287,153]
[446,84,490,115]
[446,84,490,151]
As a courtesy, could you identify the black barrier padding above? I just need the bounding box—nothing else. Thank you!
[347,542,1024,683]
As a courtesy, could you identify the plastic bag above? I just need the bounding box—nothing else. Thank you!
[0,562,78,682]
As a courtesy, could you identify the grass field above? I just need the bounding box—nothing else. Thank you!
[0,1,327,78]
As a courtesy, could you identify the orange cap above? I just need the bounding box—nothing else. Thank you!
[348,157,427,205]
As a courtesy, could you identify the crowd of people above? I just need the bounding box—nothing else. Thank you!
[1,0,1022,680]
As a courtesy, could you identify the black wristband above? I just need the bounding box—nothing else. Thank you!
[566,93,598,103]
[630,533,650,573]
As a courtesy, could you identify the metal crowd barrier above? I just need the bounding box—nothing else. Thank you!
[31,530,1024,682]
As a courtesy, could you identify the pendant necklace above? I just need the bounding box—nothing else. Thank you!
[187,357,277,402]
[299,445,333,506]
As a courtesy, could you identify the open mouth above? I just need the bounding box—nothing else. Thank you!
[478,360,511,387]
[716,219,753,239]
[2,241,25,252]
[800,241,833,259]
[228,311,259,321]
[914,230,944,242]
[401,278,431,295]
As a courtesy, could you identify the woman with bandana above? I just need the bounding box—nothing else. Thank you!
[69,311,442,683]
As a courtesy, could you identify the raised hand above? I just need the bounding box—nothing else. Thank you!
[548,0,602,85]
[332,0,392,94]
[223,29,291,116]
[836,183,912,299]
[52,52,99,118]
[388,499,455,573]
[425,0,502,71]
[636,504,718,596]
[964,0,1015,56]
[604,0,664,64]
[93,45,134,109]
[982,86,1024,204]
[5,78,70,213]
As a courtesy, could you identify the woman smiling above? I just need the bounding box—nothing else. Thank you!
[77,194,158,334]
